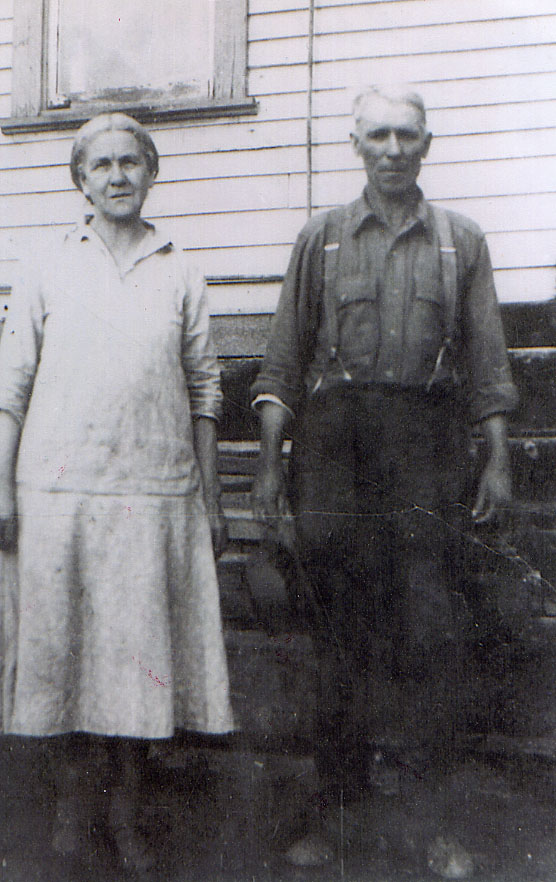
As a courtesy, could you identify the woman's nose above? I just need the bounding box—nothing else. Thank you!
[109,162,126,183]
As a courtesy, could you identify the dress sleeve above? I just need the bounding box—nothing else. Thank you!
[0,257,45,426]
[180,259,223,422]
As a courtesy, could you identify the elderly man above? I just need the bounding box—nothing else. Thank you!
[251,85,518,863]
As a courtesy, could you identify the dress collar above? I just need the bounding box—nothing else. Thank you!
[66,215,174,264]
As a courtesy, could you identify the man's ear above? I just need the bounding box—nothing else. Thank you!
[350,131,361,156]
[422,131,433,159]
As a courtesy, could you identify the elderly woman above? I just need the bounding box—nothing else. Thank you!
[0,113,234,872]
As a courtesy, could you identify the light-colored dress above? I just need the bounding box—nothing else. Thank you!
[0,219,234,738]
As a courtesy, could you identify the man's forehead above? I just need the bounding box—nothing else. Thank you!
[355,95,424,130]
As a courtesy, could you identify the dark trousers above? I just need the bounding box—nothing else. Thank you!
[289,384,474,802]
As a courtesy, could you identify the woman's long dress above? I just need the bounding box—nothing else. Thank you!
[0,220,234,738]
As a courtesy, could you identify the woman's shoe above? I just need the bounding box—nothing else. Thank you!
[108,785,156,874]
[51,764,89,858]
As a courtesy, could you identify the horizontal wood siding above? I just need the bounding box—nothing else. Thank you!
[0,0,554,321]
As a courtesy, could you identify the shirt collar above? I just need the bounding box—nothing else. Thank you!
[348,184,434,241]
[66,215,174,263]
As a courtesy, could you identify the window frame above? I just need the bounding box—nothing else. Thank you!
[2,0,257,134]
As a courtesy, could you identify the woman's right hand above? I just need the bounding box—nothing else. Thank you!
[0,483,17,552]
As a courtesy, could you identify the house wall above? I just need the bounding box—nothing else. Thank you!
[0,0,554,332]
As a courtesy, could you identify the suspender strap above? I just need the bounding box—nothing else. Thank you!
[310,209,352,393]
[322,211,342,359]
[431,204,457,347]
[427,205,458,390]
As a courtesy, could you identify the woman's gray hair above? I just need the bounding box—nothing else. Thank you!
[352,85,427,131]
[70,112,159,190]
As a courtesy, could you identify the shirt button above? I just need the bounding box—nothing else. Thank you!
[389,329,396,336]
[385,369,394,379]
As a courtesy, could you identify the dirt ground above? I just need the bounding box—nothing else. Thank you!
[1,736,556,882]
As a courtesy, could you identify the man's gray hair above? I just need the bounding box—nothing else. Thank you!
[352,85,427,130]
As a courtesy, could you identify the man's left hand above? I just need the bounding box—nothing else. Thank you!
[472,460,512,525]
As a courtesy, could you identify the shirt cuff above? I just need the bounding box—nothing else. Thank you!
[251,393,295,421]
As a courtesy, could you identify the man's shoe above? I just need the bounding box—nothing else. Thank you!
[283,831,335,867]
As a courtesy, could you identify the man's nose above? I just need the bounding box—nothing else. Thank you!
[385,131,401,156]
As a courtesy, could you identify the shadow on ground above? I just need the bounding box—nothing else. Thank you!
[1,737,556,881]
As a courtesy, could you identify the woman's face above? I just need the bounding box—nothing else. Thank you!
[79,129,155,224]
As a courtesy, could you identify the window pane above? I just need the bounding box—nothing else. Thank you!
[52,0,214,103]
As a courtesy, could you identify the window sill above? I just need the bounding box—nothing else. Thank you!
[1,96,259,135]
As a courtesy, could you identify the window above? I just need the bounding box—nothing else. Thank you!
[3,0,255,134]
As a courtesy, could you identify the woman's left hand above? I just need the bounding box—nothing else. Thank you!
[192,416,228,558]
[207,503,229,559]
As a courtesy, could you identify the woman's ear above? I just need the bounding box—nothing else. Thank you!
[79,170,94,204]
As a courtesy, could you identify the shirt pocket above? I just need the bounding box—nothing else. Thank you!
[407,271,444,365]
[337,278,380,359]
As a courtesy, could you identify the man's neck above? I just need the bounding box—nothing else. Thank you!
[365,182,420,232]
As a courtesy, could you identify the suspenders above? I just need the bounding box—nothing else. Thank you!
[320,203,458,392]
[427,205,458,390]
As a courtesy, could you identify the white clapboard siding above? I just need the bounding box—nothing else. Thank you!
[251,1,556,40]
[5,155,552,229]
[1,83,553,168]
[0,147,308,194]
[253,69,556,111]
[253,44,556,97]
[493,267,555,303]
[0,44,11,68]
[2,134,554,198]
[312,45,556,90]
[313,132,556,171]
[487,231,555,271]
[0,208,309,256]
[0,21,12,45]
[307,193,556,237]
[0,110,554,182]
[250,0,554,24]
[0,0,554,312]
[309,102,556,144]
[249,16,556,68]
[0,196,553,261]
[0,173,298,225]
[183,244,293,277]
[300,157,556,206]
[0,258,551,309]
[0,67,10,93]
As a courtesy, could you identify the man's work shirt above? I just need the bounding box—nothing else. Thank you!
[252,186,518,424]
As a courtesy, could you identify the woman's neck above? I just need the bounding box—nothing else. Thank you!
[90,215,147,270]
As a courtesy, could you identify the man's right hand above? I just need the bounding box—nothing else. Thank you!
[251,463,289,528]
[251,399,295,545]
[252,463,296,551]
[0,484,17,552]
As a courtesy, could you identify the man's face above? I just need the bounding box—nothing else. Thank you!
[351,96,432,198]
